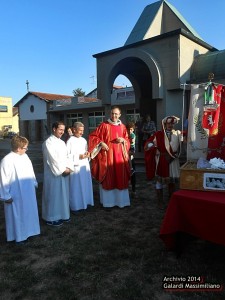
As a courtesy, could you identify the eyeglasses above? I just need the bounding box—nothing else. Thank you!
[22,147,28,151]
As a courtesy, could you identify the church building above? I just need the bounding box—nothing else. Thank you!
[15,0,225,141]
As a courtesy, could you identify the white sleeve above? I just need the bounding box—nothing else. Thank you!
[0,158,12,201]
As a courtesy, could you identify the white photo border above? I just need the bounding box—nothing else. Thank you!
[203,172,225,190]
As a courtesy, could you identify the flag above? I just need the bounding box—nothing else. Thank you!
[207,86,225,160]
[187,84,225,161]
[202,84,222,136]
[187,85,209,160]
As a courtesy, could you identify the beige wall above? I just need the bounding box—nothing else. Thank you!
[179,35,209,84]
[12,113,19,134]
[95,32,211,130]
[0,96,19,137]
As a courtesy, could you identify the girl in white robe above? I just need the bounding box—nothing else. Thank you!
[0,136,40,243]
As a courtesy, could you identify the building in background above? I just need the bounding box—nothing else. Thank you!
[14,86,138,142]
[0,96,19,138]
[14,92,73,142]
[13,0,225,142]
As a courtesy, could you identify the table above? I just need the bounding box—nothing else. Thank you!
[159,189,225,252]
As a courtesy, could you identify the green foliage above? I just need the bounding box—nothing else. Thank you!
[193,112,208,139]
[72,88,85,97]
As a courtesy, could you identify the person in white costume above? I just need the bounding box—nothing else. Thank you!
[0,135,40,243]
[42,121,74,227]
[67,122,94,212]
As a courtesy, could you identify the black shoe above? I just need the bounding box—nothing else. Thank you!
[62,218,71,223]
[16,239,28,245]
[46,220,63,227]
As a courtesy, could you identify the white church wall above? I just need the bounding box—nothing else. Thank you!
[19,95,47,120]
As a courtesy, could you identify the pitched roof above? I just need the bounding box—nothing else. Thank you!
[14,91,72,107]
[30,91,72,101]
[94,28,215,59]
[125,0,202,45]
[13,107,18,116]
[113,85,123,89]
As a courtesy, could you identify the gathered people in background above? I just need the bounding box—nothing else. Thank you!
[128,122,136,154]
[0,135,40,244]
[67,122,94,212]
[61,126,73,143]
[142,114,156,148]
[144,116,182,207]
[42,121,74,227]
[89,106,131,208]
[135,116,144,152]
[126,121,136,196]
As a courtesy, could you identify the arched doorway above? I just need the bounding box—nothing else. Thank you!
[112,57,156,122]
[94,48,163,125]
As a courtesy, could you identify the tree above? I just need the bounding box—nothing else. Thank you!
[72,88,85,97]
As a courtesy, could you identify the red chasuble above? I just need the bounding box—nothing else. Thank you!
[89,121,130,190]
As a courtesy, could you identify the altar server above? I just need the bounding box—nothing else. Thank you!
[0,135,40,243]
[67,122,94,211]
[42,121,73,226]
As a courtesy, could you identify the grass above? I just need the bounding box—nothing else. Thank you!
[0,146,225,299]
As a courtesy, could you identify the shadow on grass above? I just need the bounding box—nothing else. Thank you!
[0,175,225,300]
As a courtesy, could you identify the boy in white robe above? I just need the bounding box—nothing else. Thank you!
[67,122,94,211]
[42,121,74,226]
[0,135,40,243]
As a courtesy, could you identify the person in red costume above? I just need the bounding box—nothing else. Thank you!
[88,106,131,208]
[144,116,182,206]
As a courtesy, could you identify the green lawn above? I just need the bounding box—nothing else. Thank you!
[0,170,225,299]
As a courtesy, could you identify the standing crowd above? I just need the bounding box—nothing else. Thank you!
[0,105,183,244]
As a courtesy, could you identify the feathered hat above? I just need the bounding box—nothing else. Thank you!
[162,116,180,126]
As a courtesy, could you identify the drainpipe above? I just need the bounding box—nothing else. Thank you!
[178,36,180,81]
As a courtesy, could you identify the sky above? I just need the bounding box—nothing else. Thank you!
[1,0,225,105]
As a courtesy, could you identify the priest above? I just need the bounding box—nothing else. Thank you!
[89,106,131,208]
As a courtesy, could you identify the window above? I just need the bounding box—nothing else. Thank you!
[126,109,140,123]
[117,92,126,99]
[117,90,134,99]
[30,105,34,113]
[0,105,8,112]
[66,113,83,127]
[88,111,105,132]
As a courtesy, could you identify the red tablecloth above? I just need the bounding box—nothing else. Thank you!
[159,189,225,250]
